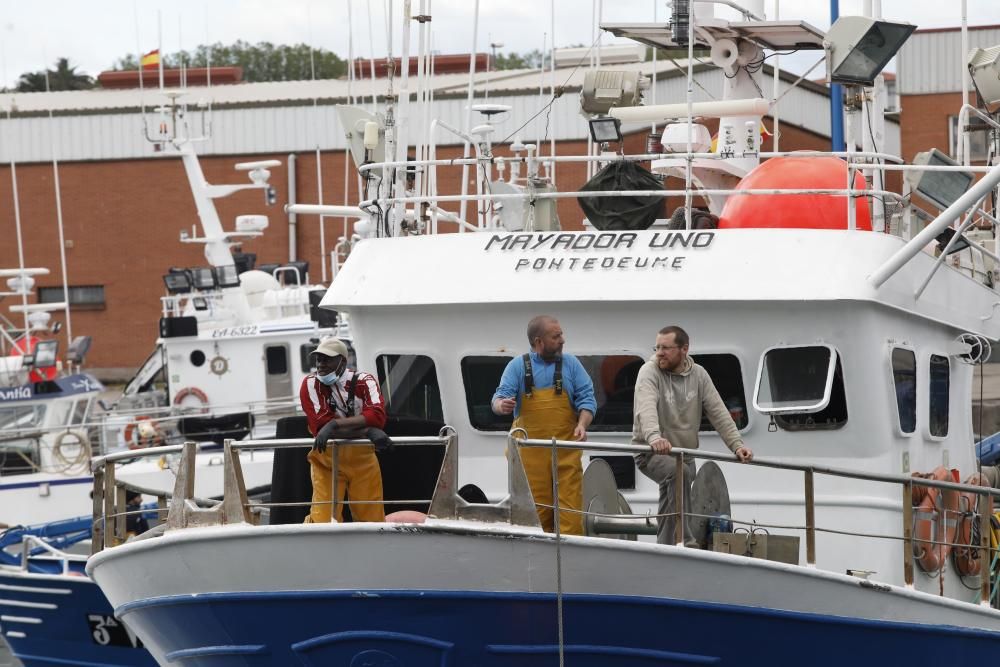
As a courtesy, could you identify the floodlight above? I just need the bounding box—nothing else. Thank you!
[968,45,1000,109]
[213,264,241,288]
[32,340,58,369]
[190,267,217,291]
[580,70,647,115]
[192,297,209,311]
[163,269,192,294]
[589,116,623,144]
[935,227,971,256]
[907,149,975,210]
[826,16,915,86]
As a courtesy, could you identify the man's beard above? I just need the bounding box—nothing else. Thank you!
[541,346,562,362]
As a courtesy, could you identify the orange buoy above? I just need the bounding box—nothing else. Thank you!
[954,472,990,577]
[718,155,872,231]
[912,467,960,573]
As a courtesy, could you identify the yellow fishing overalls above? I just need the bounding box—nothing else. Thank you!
[307,445,385,524]
[305,374,385,524]
[513,354,584,535]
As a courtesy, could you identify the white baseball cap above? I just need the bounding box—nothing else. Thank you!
[310,337,349,359]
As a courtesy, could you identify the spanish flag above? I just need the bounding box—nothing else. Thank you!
[140,49,160,69]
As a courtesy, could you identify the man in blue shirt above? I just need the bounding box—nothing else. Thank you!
[492,315,596,535]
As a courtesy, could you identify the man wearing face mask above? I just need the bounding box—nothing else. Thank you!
[491,315,596,535]
[300,337,391,523]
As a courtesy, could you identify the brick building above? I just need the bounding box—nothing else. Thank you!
[0,56,873,378]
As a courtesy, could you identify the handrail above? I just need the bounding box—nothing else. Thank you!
[516,436,995,596]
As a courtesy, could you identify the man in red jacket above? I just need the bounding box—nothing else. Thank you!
[300,338,390,523]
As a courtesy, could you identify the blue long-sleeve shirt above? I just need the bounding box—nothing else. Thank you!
[492,352,597,418]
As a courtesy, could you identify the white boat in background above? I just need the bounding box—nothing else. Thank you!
[0,97,345,529]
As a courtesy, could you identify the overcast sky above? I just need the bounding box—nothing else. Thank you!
[1,1,998,89]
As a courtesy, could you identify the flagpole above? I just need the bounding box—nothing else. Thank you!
[158,10,164,90]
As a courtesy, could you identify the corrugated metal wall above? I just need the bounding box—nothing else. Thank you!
[0,69,847,163]
[898,27,1000,95]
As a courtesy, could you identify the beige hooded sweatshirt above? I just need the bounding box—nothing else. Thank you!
[631,355,744,455]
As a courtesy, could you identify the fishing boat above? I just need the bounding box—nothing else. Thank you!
[58,0,1000,664]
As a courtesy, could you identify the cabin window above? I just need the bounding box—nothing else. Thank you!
[929,354,950,437]
[754,345,836,413]
[578,355,644,432]
[301,344,318,373]
[692,353,749,431]
[70,399,89,425]
[38,285,105,310]
[377,354,443,422]
[891,348,916,434]
[0,405,45,431]
[460,354,644,432]
[461,356,514,431]
[265,346,288,375]
[754,345,847,431]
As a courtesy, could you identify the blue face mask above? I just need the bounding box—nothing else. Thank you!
[317,371,339,386]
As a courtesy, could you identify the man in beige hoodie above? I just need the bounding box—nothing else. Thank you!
[633,325,753,545]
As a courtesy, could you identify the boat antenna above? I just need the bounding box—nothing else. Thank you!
[5,109,30,336]
[307,2,329,282]
[43,64,73,344]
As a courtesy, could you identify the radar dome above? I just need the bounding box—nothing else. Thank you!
[718,155,871,231]
[240,269,281,309]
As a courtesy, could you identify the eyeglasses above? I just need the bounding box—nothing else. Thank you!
[654,345,681,352]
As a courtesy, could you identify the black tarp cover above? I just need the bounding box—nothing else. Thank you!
[577,161,665,231]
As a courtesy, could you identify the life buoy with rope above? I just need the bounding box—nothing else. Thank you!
[911,467,960,573]
[124,416,164,450]
[173,386,209,412]
[954,472,990,577]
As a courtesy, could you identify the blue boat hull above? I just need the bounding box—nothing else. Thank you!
[116,589,1000,666]
[0,571,154,667]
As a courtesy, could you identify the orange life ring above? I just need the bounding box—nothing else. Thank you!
[173,386,209,412]
[912,467,960,573]
[124,416,163,450]
[954,472,990,577]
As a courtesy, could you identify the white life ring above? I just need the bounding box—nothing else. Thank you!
[124,416,164,450]
[173,386,209,413]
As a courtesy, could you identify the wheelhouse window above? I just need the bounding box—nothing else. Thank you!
[265,345,288,375]
[754,345,847,431]
[929,354,950,437]
[891,348,916,434]
[692,354,749,431]
[460,354,644,432]
[461,356,514,431]
[377,354,443,422]
[577,355,644,432]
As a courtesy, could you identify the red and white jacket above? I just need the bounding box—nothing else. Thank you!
[299,369,388,437]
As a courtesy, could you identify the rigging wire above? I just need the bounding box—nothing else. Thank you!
[496,32,603,147]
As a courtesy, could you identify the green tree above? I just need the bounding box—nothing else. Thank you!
[494,49,546,71]
[16,58,95,92]
[112,41,347,82]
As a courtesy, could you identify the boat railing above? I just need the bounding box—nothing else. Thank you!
[88,442,222,554]
[517,434,1000,600]
[91,427,1000,601]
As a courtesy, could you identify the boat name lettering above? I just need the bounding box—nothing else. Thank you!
[211,325,260,339]
[0,386,31,401]
[515,256,686,272]
[484,231,715,252]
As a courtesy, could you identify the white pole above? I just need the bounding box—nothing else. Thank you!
[549,0,556,185]
[6,112,30,336]
[771,0,780,152]
[459,0,480,223]
[961,0,970,166]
